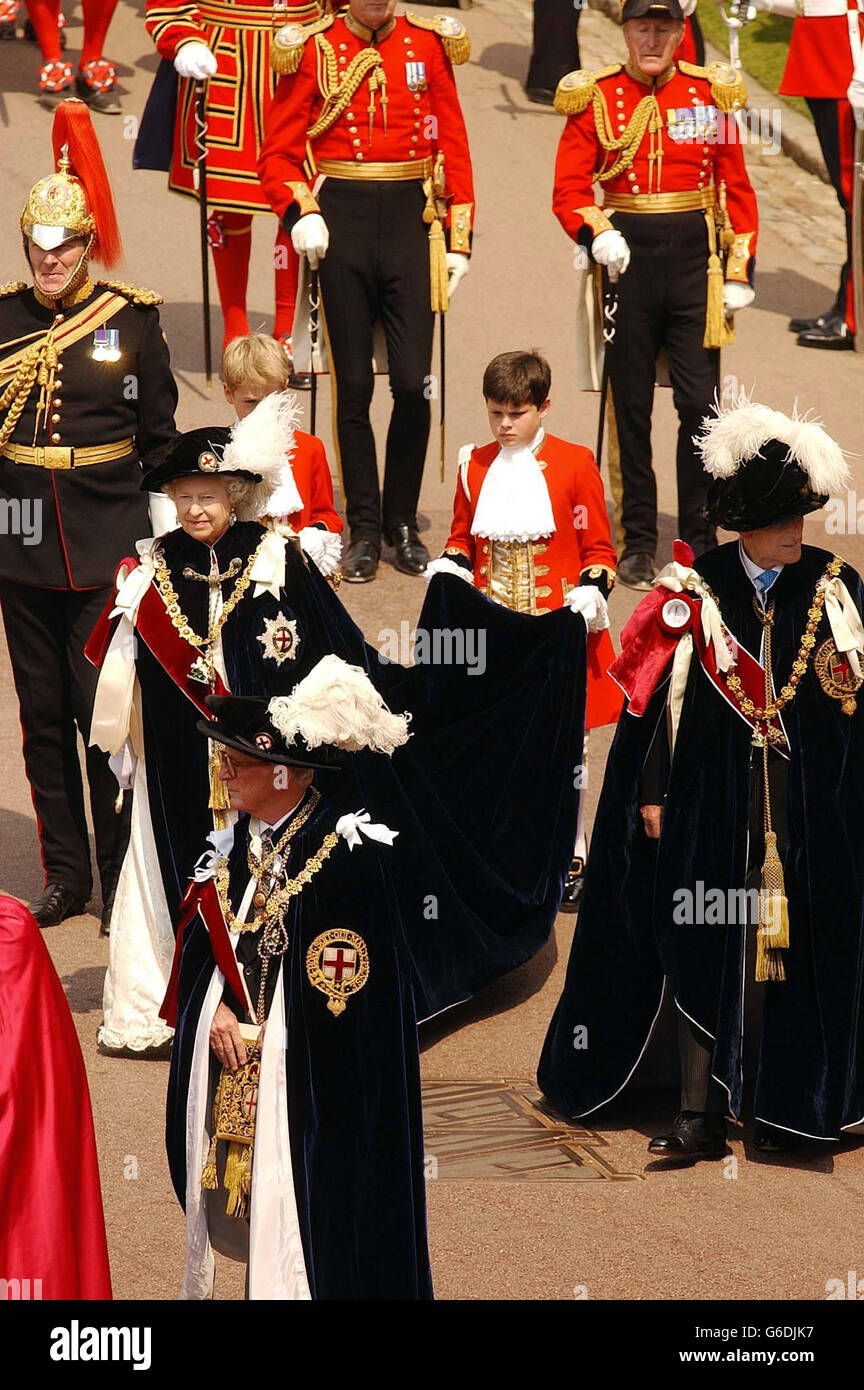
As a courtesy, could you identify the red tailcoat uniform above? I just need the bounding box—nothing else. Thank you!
[442,434,622,729]
[280,429,343,531]
[554,61,758,284]
[0,897,112,1299]
[779,8,863,332]
[144,0,320,344]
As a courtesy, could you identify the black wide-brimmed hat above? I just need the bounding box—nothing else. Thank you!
[198,695,345,772]
[142,427,255,493]
[697,398,850,533]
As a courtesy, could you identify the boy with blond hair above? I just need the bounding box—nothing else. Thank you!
[222,335,342,575]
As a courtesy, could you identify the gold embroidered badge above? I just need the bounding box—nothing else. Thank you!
[814,638,862,716]
[306,929,369,1016]
[257,613,301,664]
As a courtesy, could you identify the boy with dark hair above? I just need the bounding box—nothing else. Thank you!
[427,349,622,907]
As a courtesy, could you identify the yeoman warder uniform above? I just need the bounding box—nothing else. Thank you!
[0,100,178,930]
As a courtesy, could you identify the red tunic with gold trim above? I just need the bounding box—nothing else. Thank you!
[278,429,342,532]
[553,61,759,285]
[258,10,474,251]
[442,433,622,729]
[780,9,864,98]
[144,0,321,214]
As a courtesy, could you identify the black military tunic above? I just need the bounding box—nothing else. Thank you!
[0,276,178,907]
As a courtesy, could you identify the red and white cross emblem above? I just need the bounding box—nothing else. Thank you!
[323,946,357,982]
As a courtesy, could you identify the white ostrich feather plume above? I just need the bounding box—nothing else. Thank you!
[695,387,852,495]
[221,390,303,519]
[268,655,411,757]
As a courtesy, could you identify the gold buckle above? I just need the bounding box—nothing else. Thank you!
[40,446,73,469]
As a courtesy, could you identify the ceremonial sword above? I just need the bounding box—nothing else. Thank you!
[195,79,213,390]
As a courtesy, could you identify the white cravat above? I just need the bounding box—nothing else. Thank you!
[470,428,555,542]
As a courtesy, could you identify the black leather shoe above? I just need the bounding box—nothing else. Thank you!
[99,875,120,938]
[753,1123,798,1154]
[288,370,313,391]
[647,1112,727,1162]
[74,74,122,114]
[343,536,380,583]
[525,85,556,106]
[30,882,88,929]
[387,524,430,577]
[797,320,854,350]
[788,308,841,334]
[559,857,584,914]
[617,551,655,591]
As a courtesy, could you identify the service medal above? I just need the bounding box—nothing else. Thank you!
[257,612,301,664]
[92,327,121,362]
[306,929,369,1016]
[406,60,427,91]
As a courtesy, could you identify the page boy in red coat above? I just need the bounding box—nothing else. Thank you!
[221,334,343,577]
[427,350,623,908]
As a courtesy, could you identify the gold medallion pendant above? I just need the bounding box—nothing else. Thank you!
[813,638,862,716]
[306,929,369,1016]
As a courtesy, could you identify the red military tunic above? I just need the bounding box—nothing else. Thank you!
[443,433,622,729]
[145,0,320,214]
[553,61,759,284]
[258,9,474,250]
[277,429,343,532]
[780,7,864,98]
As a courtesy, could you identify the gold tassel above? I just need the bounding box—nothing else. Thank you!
[224,1142,254,1219]
[428,219,449,315]
[703,211,734,350]
[208,738,230,828]
[201,1132,219,1190]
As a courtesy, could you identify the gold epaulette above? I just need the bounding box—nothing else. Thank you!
[554,65,622,117]
[271,12,333,75]
[406,11,470,64]
[96,280,164,307]
[680,59,747,113]
[0,281,27,299]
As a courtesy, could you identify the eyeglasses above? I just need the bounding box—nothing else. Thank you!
[217,749,258,777]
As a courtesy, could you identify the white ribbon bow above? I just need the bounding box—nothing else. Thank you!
[251,527,288,599]
[192,827,237,882]
[654,560,734,673]
[335,810,398,852]
[823,576,864,679]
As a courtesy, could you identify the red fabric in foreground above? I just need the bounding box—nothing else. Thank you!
[0,896,112,1299]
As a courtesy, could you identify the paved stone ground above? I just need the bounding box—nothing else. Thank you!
[1,0,863,1303]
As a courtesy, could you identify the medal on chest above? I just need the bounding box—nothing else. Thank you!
[91,327,121,361]
[406,60,427,91]
[666,105,718,142]
[257,612,301,664]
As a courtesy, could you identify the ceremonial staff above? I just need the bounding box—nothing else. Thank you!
[595,275,618,467]
[439,309,446,482]
[308,267,319,435]
[854,125,864,353]
[195,80,213,389]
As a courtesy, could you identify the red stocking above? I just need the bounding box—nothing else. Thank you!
[210,212,253,348]
[79,0,119,67]
[26,0,63,63]
[273,224,300,344]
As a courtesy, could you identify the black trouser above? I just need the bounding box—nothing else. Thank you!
[806,97,853,320]
[605,210,720,559]
[526,0,581,91]
[0,579,131,901]
[318,178,435,539]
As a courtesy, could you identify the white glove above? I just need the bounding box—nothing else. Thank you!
[445,252,470,296]
[572,243,592,272]
[723,282,755,317]
[849,67,864,128]
[298,526,342,578]
[424,556,474,584]
[563,585,609,633]
[108,738,137,791]
[291,213,329,268]
[174,42,218,81]
[591,228,630,281]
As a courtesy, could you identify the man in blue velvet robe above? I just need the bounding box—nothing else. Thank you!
[163,665,431,1299]
[539,400,864,1157]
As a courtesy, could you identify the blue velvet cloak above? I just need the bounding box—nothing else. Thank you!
[166,796,432,1299]
[132,521,586,1020]
[539,543,864,1140]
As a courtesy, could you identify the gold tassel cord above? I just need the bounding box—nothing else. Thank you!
[208,737,231,828]
[754,603,789,983]
[703,209,735,350]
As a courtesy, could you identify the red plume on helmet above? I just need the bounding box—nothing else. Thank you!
[51,99,123,268]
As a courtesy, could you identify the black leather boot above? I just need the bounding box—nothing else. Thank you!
[648,1111,727,1163]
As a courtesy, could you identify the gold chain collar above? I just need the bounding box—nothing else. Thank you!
[246,789,321,900]
[704,554,843,738]
[215,829,341,937]
[152,532,267,651]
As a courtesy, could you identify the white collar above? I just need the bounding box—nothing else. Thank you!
[471,427,554,542]
[739,539,784,597]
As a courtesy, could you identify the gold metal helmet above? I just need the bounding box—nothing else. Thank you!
[20,144,96,254]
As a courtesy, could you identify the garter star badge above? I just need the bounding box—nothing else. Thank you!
[306,929,369,1016]
[814,638,862,716]
[257,613,301,665]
